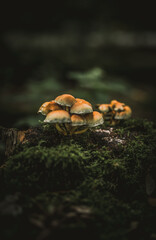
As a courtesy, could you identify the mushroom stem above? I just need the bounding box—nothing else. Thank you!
[73,128,88,135]
[55,124,67,135]
[65,106,70,112]
[62,123,69,135]
[70,126,77,135]
[65,123,71,132]
[60,123,67,133]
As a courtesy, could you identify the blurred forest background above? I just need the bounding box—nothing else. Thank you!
[0,1,156,129]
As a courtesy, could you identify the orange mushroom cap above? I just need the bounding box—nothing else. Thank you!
[55,94,76,107]
[111,100,125,111]
[98,104,112,113]
[44,110,71,123]
[114,106,132,120]
[85,111,104,127]
[71,114,86,126]
[76,98,92,106]
[38,101,62,115]
[70,102,93,114]
[38,102,51,115]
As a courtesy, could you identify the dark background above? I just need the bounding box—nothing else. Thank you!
[0,1,156,128]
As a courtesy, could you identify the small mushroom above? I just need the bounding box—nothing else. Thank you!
[44,110,71,135]
[85,111,104,127]
[96,100,132,126]
[71,114,86,126]
[49,101,63,111]
[70,114,87,135]
[98,104,112,113]
[70,102,93,114]
[111,100,125,111]
[97,103,114,125]
[114,106,132,120]
[38,102,52,115]
[55,94,76,109]
[38,101,62,115]
[44,110,71,123]
[76,98,92,106]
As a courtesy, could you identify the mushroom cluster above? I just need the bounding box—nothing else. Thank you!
[38,94,104,135]
[96,100,132,126]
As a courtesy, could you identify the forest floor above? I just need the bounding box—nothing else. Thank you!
[0,118,156,240]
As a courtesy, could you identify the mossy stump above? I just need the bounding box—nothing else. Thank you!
[0,119,156,240]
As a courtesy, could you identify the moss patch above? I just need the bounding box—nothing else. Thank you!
[4,143,90,193]
[0,119,156,240]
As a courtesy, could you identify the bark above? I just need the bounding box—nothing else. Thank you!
[0,126,26,157]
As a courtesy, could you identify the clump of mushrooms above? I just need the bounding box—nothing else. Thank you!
[38,94,104,135]
[96,100,132,126]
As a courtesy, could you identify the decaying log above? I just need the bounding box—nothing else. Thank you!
[0,125,127,159]
[0,126,27,157]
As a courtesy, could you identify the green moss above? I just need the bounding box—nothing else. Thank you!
[0,118,156,240]
[4,142,90,193]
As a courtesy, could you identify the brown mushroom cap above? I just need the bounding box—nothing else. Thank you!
[38,102,52,115]
[38,101,62,115]
[70,102,93,114]
[98,104,112,113]
[111,100,125,111]
[48,101,62,111]
[114,106,132,120]
[110,100,118,106]
[76,98,92,106]
[55,94,76,107]
[71,114,86,126]
[44,110,71,123]
[85,111,104,127]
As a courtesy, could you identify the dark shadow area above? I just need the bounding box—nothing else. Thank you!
[0,1,156,128]
[0,2,156,240]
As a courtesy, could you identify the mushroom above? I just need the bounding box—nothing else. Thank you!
[96,100,132,126]
[76,98,92,106]
[98,104,112,113]
[70,101,93,114]
[111,100,125,111]
[70,114,87,134]
[38,101,62,115]
[53,94,77,132]
[96,103,114,125]
[114,106,132,120]
[85,111,104,127]
[39,94,104,135]
[49,101,63,111]
[71,114,86,126]
[70,111,104,135]
[44,110,71,135]
[55,94,76,111]
[38,101,52,115]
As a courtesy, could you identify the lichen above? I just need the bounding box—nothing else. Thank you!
[0,118,156,240]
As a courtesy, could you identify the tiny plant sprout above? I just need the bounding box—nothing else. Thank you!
[38,94,104,135]
[97,100,132,126]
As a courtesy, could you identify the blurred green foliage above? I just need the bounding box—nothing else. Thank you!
[69,67,130,104]
[69,67,128,93]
